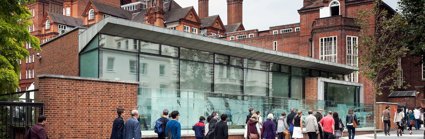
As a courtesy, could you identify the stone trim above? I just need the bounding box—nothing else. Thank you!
[37,74,139,85]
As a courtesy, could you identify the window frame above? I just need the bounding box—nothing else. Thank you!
[106,57,115,72]
[319,36,338,63]
[248,33,255,38]
[272,30,279,35]
[273,41,278,51]
[45,20,50,30]
[65,7,71,16]
[88,9,95,20]
[229,36,235,40]
[183,25,191,33]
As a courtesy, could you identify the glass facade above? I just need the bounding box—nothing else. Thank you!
[79,34,371,130]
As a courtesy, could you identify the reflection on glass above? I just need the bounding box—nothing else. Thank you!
[180,48,213,63]
[291,76,303,99]
[140,41,160,54]
[161,45,178,57]
[325,83,359,106]
[245,69,268,96]
[100,50,138,81]
[214,65,243,94]
[100,34,138,52]
[180,60,212,91]
[271,72,289,98]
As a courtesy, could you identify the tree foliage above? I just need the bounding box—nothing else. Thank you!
[359,0,425,95]
[0,0,40,95]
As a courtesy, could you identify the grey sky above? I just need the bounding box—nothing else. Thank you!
[174,0,399,30]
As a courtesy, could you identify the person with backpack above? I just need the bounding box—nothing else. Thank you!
[26,115,48,139]
[155,109,169,139]
[192,116,206,139]
[111,107,125,139]
[165,111,181,139]
[214,114,229,139]
[346,109,358,139]
[333,112,344,139]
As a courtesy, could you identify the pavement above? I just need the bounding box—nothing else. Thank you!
[342,128,425,139]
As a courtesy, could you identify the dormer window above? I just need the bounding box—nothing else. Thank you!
[88,9,95,20]
[330,0,340,16]
[45,20,50,30]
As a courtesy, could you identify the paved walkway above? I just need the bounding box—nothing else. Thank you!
[342,129,425,139]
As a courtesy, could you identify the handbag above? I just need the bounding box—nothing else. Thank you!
[249,133,259,139]
[410,120,415,126]
[352,118,358,128]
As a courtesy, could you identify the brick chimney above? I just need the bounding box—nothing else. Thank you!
[145,0,165,27]
[303,0,313,7]
[227,0,243,25]
[198,0,209,18]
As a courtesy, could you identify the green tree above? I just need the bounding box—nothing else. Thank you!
[359,0,425,95]
[0,0,39,95]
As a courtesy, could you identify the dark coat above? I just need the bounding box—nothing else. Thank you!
[287,112,296,126]
[214,121,228,139]
[30,123,48,139]
[124,117,141,139]
[206,118,218,139]
[192,121,205,138]
[262,119,276,139]
[111,116,125,139]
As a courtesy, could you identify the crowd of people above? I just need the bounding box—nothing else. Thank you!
[382,106,425,137]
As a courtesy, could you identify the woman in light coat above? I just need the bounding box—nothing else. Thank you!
[276,112,289,139]
[394,108,405,137]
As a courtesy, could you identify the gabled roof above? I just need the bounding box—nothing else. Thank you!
[132,0,183,23]
[300,0,325,10]
[48,13,83,27]
[200,15,218,28]
[89,0,132,19]
[164,7,193,23]
[224,23,244,32]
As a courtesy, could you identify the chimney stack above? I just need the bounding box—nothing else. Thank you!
[227,0,243,25]
[145,0,165,27]
[198,0,209,18]
[303,0,313,7]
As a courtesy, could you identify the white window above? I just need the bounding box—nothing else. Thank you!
[19,72,21,80]
[248,33,255,38]
[28,24,33,32]
[65,7,71,16]
[192,27,198,34]
[346,36,359,82]
[28,70,32,79]
[319,36,337,62]
[58,24,67,34]
[237,35,247,40]
[45,20,50,30]
[210,33,217,36]
[32,69,35,78]
[88,9,95,20]
[140,63,147,75]
[295,27,300,32]
[25,56,28,63]
[273,41,278,51]
[159,64,165,76]
[183,25,190,33]
[272,30,279,35]
[32,55,35,63]
[25,70,28,79]
[280,28,293,33]
[229,36,235,40]
[129,60,137,73]
[106,57,115,71]
[29,55,32,63]
[31,9,35,17]
[169,27,176,30]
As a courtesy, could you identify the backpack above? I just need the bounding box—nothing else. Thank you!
[154,118,165,134]
[24,127,32,139]
[339,119,345,131]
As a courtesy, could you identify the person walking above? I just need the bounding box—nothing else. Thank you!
[111,107,125,139]
[124,110,142,139]
[206,112,218,139]
[154,109,169,139]
[26,115,48,139]
[165,111,181,139]
[382,106,391,136]
[314,109,324,139]
[413,107,421,130]
[407,110,415,135]
[319,111,335,139]
[215,114,229,139]
[246,108,255,123]
[277,112,289,139]
[287,108,296,138]
[292,111,303,139]
[245,114,261,139]
[256,111,263,130]
[305,110,319,139]
[346,109,358,139]
[333,112,344,139]
[394,108,405,137]
[193,116,206,139]
[261,113,276,139]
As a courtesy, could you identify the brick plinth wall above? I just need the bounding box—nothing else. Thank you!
[375,102,398,130]
[36,75,138,139]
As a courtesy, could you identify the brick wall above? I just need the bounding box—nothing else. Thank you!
[35,29,80,77]
[375,102,398,130]
[36,75,138,139]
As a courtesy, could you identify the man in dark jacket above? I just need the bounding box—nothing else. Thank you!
[29,115,48,139]
[214,114,229,139]
[111,107,125,139]
[192,116,206,139]
[314,109,324,139]
[286,108,296,138]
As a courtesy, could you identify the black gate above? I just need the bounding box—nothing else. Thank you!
[0,90,44,139]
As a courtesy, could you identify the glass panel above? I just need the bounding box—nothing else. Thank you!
[82,35,99,53]
[281,65,290,73]
[180,60,212,91]
[325,83,359,106]
[140,41,160,54]
[139,54,179,90]
[215,54,229,64]
[270,72,289,98]
[291,67,303,76]
[214,65,243,94]
[180,48,213,63]
[246,59,268,70]
[161,45,178,57]
[290,76,303,99]
[270,63,280,72]
[244,69,268,96]
[99,50,138,81]
[100,34,138,52]
[80,50,98,78]
[230,56,243,67]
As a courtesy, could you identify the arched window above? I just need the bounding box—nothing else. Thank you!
[330,0,340,16]
[88,9,95,20]
[45,20,50,29]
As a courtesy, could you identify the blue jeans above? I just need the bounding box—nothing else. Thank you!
[415,119,421,130]
[347,125,356,139]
